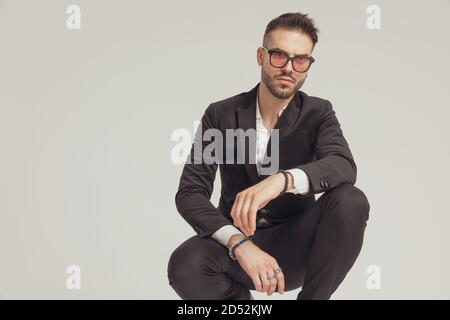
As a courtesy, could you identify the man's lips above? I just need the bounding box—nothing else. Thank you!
[277,77,294,84]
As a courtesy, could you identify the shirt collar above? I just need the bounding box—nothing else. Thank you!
[256,95,288,120]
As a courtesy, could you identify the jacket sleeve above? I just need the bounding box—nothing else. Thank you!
[175,104,232,238]
[296,100,357,195]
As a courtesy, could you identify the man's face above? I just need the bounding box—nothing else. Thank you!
[257,28,314,99]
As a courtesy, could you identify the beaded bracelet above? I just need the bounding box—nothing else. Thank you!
[277,170,290,196]
[228,235,252,261]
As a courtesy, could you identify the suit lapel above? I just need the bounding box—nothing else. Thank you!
[236,84,303,184]
[262,92,302,173]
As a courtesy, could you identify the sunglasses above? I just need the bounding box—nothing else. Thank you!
[262,47,315,73]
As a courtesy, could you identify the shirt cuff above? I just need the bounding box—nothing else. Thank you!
[286,168,310,195]
[211,225,244,247]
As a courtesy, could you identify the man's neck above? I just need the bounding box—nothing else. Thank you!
[257,81,294,121]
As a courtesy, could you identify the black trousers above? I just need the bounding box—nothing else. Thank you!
[167,183,370,300]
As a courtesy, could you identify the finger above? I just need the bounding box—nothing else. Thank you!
[240,195,253,235]
[273,265,285,294]
[237,195,249,235]
[260,272,270,293]
[250,272,262,292]
[247,202,259,235]
[232,194,245,229]
[267,273,277,296]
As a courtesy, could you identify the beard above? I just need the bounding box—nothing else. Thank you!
[261,68,306,99]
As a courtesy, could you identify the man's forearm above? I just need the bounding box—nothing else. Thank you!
[211,170,309,247]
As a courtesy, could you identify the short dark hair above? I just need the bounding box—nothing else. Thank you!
[263,12,319,48]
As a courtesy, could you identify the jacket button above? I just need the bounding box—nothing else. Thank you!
[320,181,325,188]
[325,181,329,188]
[260,208,270,215]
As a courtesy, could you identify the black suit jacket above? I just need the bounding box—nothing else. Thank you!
[175,83,357,238]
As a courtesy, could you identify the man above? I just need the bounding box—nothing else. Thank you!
[167,12,370,300]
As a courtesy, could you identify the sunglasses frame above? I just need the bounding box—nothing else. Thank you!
[261,46,315,73]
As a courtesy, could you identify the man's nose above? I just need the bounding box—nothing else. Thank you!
[281,59,294,73]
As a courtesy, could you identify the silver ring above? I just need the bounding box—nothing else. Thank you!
[273,268,282,275]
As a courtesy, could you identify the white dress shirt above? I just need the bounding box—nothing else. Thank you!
[211,95,311,247]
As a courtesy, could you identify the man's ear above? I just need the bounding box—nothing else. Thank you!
[256,47,263,66]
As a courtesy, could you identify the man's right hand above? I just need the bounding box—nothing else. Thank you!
[228,234,285,296]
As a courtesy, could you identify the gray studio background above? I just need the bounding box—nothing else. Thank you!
[1,0,449,299]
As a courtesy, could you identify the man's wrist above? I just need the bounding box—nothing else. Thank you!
[275,170,294,195]
[227,233,246,249]
[285,171,294,189]
[233,240,252,259]
[228,235,252,260]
